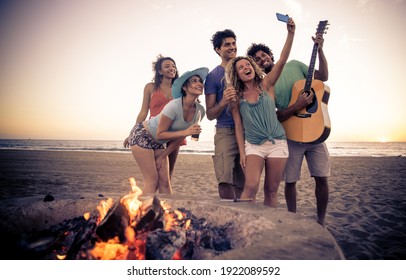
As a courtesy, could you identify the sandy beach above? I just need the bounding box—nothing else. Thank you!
[0,149,405,260]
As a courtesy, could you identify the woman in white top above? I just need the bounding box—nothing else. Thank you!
[127,67,208,194]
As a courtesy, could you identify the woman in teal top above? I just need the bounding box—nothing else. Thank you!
[225,17,295,207]
[238,90,286,145]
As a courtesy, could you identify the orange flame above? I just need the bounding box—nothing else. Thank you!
[96,197,114,223]
[172,249,182,260]
[90,237,127,260]
[83,212,90,221]
[87,177,187,260]
[120,177,143,225]
[56,254,66,260]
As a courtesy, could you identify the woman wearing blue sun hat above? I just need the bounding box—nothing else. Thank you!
[127,67,208,194]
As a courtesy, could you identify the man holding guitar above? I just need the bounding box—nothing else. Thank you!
[247,21,330,226]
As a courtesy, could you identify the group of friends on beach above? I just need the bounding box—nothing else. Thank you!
[124,17,330,226]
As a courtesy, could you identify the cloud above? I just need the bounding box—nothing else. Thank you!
[285,0,303,17]
[356,0,371,7]
[339,33,365,47]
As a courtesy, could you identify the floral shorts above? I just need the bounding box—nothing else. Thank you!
[128,122,165,150]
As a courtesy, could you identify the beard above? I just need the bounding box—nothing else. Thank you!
[264,64,273,74]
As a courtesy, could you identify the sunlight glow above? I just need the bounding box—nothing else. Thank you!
[0,0,405,142]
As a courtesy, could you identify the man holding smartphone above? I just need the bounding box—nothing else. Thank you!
[246,22,331,226]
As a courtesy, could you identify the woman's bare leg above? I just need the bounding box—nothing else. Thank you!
[167,145,180,178]
[263,158,287,207]
[240,155,264,201]
[156,149,172,194]
[130,145,159,194]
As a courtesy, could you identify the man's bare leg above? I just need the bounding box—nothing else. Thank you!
[219,182,236,199]
[284,182,297,212]
[315,176,329,226]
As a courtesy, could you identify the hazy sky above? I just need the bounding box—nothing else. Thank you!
[1,0,405,142]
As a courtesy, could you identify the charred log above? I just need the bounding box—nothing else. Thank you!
[179,208,232,252]
[146,229,188,260]
[135,196,164,232]
[66,215,99,259]
[95,201,130,242]
[4,216,89,260]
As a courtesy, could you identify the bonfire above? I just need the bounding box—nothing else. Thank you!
[19,177,232,260]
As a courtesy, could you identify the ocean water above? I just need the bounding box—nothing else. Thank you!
[0,139,405,157]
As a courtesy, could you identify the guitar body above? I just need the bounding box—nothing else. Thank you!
[282,79,331,144]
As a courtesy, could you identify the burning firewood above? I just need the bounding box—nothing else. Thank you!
[95,195,164,242]
[66,214,99,259]
[10,178,234,260]
[96,201,130,242]
[134,196,165,232]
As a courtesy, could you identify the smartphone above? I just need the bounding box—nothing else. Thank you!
[276,13,289,23]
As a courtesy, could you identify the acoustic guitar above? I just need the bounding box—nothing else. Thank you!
[282,20,331,144]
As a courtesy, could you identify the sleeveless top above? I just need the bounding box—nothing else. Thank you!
[239,91,286,145]
[149,88,172,117]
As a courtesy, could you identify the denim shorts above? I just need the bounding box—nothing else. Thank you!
[128,122,165,150]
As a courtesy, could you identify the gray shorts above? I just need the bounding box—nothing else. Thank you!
[283,140,331,183]
[212,127,245,188]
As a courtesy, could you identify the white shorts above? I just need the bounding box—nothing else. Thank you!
[245,139,289,159]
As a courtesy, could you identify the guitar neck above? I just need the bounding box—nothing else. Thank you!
[304,43,318,91]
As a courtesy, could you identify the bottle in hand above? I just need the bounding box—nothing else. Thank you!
[191,110,201,141]
[225,72,236,102]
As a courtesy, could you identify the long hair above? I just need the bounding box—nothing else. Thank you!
[225,56,265,99]
[151,54,179,91]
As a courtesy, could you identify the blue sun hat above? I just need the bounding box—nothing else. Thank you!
[172,67,209,99]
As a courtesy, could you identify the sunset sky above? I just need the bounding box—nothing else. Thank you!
[1,0,405,143]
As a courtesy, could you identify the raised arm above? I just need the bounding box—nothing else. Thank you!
[313,33,329,81]
[261,18,295,92]
[277,30,328,122]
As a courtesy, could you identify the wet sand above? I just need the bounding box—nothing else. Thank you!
[0,150,405,259]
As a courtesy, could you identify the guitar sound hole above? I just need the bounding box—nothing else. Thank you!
[306,89,318,113]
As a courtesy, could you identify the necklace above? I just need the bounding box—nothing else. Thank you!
[243,87,261,103]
